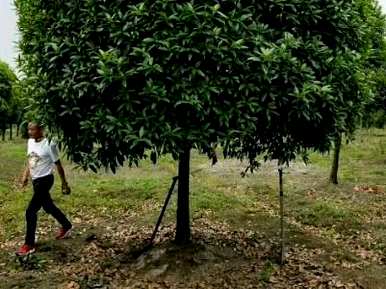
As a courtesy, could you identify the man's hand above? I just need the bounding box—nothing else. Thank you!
[16,177,28,192]
[19,177,28,191]
[62,182,71,195]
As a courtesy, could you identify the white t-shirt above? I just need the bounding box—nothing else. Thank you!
[27,138,60,180]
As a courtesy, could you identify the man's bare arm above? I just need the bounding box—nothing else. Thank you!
[21,164,30,188]
[55,160,71,194]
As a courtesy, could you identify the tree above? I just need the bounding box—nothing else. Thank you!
[328,0,386,184]
[16,0,378,247]
[220,0,381,262]
[361,14,386,130]
[17,0,280,244]
[363,67,386,129]
[0,60,17,141]
[10,78,31,138]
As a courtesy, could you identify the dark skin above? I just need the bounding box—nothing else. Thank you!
[21,123,70,193]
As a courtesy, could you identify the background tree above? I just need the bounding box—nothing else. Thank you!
[11,78,33,138]
[363,67,386,129]
[329,0,386,184]
[220,0,383,262]
[0,60,17,141]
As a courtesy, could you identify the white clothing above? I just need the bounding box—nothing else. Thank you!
[27,138,59,180]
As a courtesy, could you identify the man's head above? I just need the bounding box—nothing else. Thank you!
[28,122,44,140]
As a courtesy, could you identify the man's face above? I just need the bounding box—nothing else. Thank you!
[28,123,43,140]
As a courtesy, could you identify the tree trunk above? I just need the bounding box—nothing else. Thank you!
[1,124,5,141]
[16,124,19,137]
[9,123,12,140]
[175,147,191,245]
[329,134,342,185]
[278,167,285,265]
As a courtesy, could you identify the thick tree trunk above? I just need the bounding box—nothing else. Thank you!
[329,134,342,185]
[278,167,285,265]
[175,147,191,245]
[9,123,12,140]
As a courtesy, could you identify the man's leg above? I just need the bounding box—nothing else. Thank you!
[40,176,72,230]
[42,196,72,230]
[25,184,43,246]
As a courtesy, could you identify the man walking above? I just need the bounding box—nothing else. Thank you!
[17,122,72,256]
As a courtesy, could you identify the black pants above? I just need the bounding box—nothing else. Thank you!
[25,174,72,245]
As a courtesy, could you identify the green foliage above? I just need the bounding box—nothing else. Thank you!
[296,201,358,228]
[359,1,386,128]
[223,0,385,165]
[16,0,383,170]
[0,60,18,132]
[362,64,386,129]
[15,0,270,170]
[11,78,37,138]
[259,260,275,283]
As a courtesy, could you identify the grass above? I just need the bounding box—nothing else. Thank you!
[0,129,386,288]
[296,199,359,227]
[258,260,276,283]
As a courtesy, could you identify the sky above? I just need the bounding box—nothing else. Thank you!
[0,0,18,69]
[1,0,386,70]
[381,0,386,11]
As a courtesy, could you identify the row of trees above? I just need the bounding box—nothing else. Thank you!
[0,60,25,141]
[329,0,386,184]
[16,0,386,247]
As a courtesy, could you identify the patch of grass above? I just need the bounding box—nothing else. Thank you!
[191,188,244,211]
[339,265,386,289]
[295,200,359,228]
[259,260,276,283]
[332,249,361,263]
